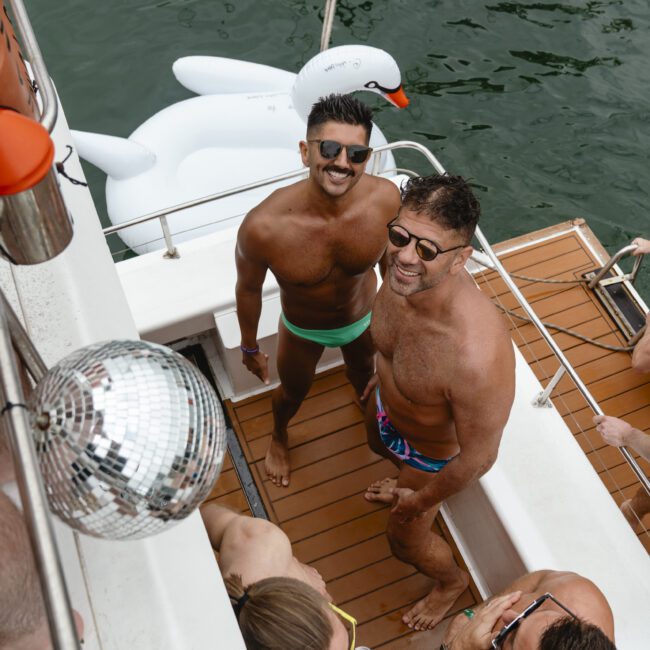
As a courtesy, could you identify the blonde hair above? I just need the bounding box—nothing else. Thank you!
[224,574,333,650]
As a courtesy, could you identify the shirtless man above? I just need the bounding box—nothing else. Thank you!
[442,570,615,649]
[363,175,515,630]
[201,503,354,650]
[236,93,401,487]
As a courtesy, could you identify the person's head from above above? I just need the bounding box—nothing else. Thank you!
[224,573,353,650]
[386,174,479,296]
[0,492,83,650]
[300,93,374,198]
[495,595,616,650]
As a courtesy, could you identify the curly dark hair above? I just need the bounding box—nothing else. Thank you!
[400,174,480,243]
[307,93,373,141]
[539,617,616,650]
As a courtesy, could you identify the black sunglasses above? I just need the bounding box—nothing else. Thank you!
[307,139,372,164]
[387,218,466,262]
[491,592,578,648]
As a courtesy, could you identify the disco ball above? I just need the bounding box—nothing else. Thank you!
[28,340,226,540]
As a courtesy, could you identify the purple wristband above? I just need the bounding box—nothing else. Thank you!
[240,344,259,355]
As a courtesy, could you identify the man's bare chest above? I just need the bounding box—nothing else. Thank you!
[372,295,453,405]
[270,227,385,287]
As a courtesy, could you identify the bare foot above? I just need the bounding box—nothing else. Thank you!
[621,499,643,532]
[265,438,291,487]
[364,477,396,503]
[403,572,469,631]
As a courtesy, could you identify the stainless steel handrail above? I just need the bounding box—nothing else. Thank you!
[587,243,644,289]
[320,0,337,51]
[8,0,59,133]
[102,167,310,237]
[0,292,80,649]
[100,138,649,494]
[101,141,432,237]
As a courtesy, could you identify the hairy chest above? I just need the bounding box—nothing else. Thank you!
[372,290,454,405]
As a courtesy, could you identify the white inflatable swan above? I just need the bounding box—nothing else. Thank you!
[73,45,409,254]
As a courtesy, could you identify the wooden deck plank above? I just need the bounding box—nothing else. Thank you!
[247,403,363,461]
[223,366,483,647]
[311,534,392,582]
[233,366,347,422]
[483,224,649,550]
[239,384,357,440]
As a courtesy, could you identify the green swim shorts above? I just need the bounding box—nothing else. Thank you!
[280,312,372,348]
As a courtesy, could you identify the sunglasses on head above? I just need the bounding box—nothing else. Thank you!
[491,592,578,648]
[308,139,373,164]
[387,218,466,262]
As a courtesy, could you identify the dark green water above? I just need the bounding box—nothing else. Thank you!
[25,0,650,294]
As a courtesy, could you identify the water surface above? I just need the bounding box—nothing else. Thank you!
[25,0,650,293]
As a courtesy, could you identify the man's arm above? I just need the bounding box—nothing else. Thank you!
[631,313,650,373]
[235,213,271,384]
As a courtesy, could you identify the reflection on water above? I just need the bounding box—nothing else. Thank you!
[509,50,621,74]
[23,0,650,294]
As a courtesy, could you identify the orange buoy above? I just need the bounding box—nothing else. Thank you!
[0,6,38,118]
[0,109,72,264]
[0,108,54,195]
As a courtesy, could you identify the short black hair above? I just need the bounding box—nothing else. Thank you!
[539,617,616,650]
[400,174,480,243]
[307,93,373,141]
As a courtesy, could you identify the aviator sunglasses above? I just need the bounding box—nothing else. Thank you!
[308,139,373,164]
[387,218,466,262]
[491,592,578,648]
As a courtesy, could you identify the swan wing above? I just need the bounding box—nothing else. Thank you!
[173,57,295,96]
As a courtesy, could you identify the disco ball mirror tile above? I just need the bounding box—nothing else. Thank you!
[28,340,226,540]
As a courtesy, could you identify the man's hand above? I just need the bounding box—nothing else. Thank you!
[242,349,270,385]
[443,591,522,649]
[593,414,632,448]
[390,487,426,522]
[359,373,378,405]
[631,237,650,256]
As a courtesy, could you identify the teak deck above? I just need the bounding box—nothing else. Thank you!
[474,221,650,551]
[204,219,649,648]
[207,368,480,648]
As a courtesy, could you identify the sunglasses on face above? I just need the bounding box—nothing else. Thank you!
[328,602,357,650]
[387,218,466,262]
[308,139,373,164]
[491,592,578,648]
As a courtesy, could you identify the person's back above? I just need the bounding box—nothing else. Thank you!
[201,503,351,650]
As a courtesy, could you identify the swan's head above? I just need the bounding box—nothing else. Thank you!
[291,45,409,121]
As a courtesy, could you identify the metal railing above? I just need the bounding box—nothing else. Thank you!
[102,139,650,496]
[587,243,644,289]
[0,293,80,650]
[8,0,58,132]
[320,0,337,51]
[2,2,82,647]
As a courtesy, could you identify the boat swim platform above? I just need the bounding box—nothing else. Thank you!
[473,219,650,552]
[204,366,480,648]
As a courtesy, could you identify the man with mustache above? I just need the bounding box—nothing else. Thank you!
[236,93,401,487]
[363,174,516,630]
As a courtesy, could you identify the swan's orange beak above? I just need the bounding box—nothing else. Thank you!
[386,86,409,108]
